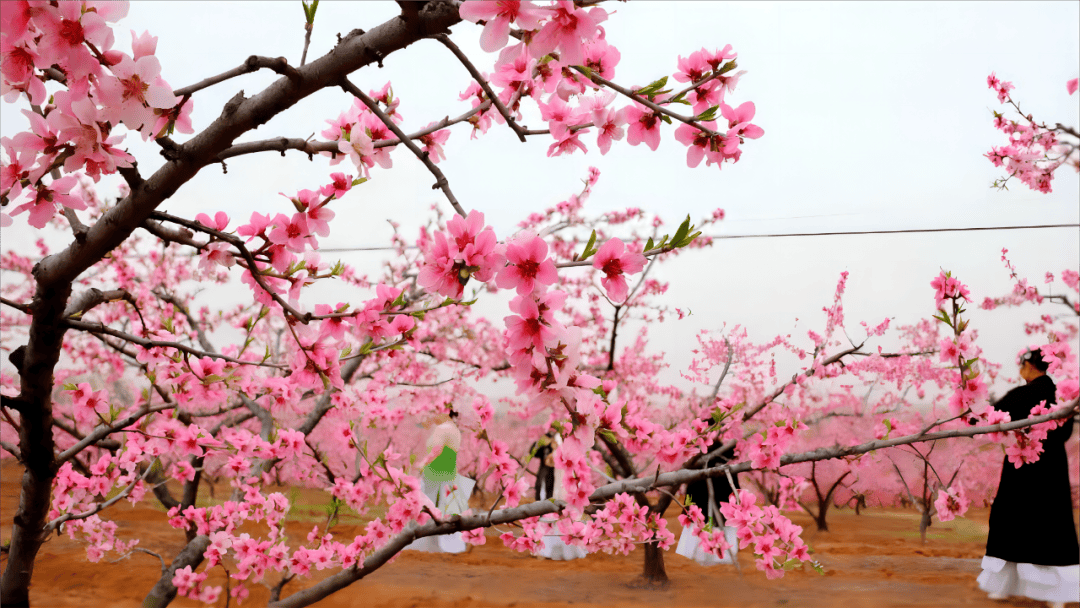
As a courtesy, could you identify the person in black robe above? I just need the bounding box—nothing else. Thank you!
[675,437,741,565]
[532,432,556,501]
[685,440,739,519]
[977,347,1079,607]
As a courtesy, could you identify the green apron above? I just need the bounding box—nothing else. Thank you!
[424,446,457,482]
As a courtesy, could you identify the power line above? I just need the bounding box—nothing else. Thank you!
[704,223,1080,240]
[318,223,1079,252]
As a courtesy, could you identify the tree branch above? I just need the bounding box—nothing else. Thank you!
[340,78,468,218]
[434,34,526,142]
[174,55,302,98]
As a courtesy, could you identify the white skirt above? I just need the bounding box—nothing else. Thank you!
[537,533,587,560]
[675,523,738,565]
[403,474,476,554]
[977,555,1080,603]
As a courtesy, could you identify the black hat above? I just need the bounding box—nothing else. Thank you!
[1021,348,1050,372]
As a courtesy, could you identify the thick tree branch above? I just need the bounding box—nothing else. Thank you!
[62,288,135,320]
[140,535,211,608]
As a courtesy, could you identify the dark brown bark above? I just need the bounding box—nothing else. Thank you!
[630,540,670,589]
[0,281,70,608]
[141,535,211,608]
[0,4,466,606]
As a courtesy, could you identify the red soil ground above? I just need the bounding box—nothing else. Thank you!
[2,460,1077,608]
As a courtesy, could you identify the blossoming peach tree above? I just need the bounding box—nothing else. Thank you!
[1,2,1078,607]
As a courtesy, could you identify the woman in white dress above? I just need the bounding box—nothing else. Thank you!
[536,433,588,561]
[404,409,475,553]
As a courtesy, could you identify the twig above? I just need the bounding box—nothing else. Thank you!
[340,78,468,218]
[707,338,734,404]
[57,403,177,463]
[434,34,526,142]
[149,210,313,323]
[64,318,284,368]
[572,66,719,137]
[43,459,157,533]
[174,55,303,98]
[0,297,32,314]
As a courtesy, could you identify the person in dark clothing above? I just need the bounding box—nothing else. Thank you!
[684,441,740,518]
[676,438,741,565]
[976,347,1079,608]
[532,432,556,501]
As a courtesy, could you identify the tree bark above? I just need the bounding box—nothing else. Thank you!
[0,4,465,605]
[632,540,669,589]
[0,281,71,608]
[141,535,211,608]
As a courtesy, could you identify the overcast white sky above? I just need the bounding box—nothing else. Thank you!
[2,1,1078,396]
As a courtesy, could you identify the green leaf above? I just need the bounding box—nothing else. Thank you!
[718,60,738,75]
[302,0,319,24]
[635,76,669,96]
[644,237,655,252]
[62,383,78,391]
[597,428,618,444]
[671,215,692,246]
[694,105,720,122]
[581,229,598,260]
[680,230,702,248]
[340,344,352,359]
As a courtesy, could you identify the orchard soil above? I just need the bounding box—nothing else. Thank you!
[3,461,1077,608]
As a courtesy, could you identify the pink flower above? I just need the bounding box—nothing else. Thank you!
[320,172,353,199]
[237,211,274,242]
[720,101,764,140]
[930,271,970,309]
[462,527,487,545]
[496,235,557,295]
[195,211,229,231]
[418,125,450,164]
[1068,78,1079,96]
[547,130,588,157]
[624,104,662,151]
[674,122,723,168]
[934,485,969,522]
[95,54,178,134]
[581,92,625,154]
[459,1,546,53]
[530,1,608,67]
[10,175,86,229]
[268,213,317,252]
[130,29,158,61]
[504,294,562,352]
[592,238,645,303]
[199,241,235,272]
